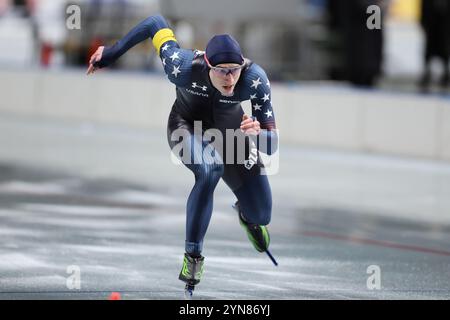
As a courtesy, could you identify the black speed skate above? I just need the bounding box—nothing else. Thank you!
[179,253,205,299]
[233,201,278,266]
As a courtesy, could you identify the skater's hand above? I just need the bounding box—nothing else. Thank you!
[240,114,260,136]
[86,46,104,75]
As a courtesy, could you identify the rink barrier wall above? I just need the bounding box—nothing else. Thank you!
[1,69,449,161]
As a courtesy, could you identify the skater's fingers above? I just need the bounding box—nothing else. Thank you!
[240,118,253,126]
[241,115,258,126]
[240,122,256,130]
[94,46,104,63]
[89,53,98,65]
[89,46,104,64]
[241,128,259,136]
[240,120,260,130]
[86,64,93,75]
[241,121,261,134]
[86,64,97,75]
[87,46,105,75]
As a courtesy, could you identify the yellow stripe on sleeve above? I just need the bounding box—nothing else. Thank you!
[152,28,177,55]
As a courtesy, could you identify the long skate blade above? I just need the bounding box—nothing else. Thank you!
[184,289,193,300]
[265,249,278,266]
[184,284,194,300]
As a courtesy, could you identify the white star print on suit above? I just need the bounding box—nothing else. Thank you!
[172,65,181,77]
[243,63,276,129]
[170,51,180,62]
[158,41,198,87]
[261,93,270,102]
[161,43,170,52]
[251,77,262,89]
[253,103,262,111]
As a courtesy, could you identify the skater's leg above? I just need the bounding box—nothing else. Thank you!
[179,136,222,288]
[221,164,273,253]
[184,137,224,255]
[167,114,224,256]
[231,174,277,264]
[167,114,224,289]
[233,174,272,226]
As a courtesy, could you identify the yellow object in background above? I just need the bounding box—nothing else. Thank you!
[389,0,420,21]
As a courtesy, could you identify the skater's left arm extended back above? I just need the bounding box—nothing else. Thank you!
[87,14,194,87]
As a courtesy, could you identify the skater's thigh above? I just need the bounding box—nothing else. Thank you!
[167,113,223,173]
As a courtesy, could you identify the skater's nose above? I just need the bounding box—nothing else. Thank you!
[223,73,235,84]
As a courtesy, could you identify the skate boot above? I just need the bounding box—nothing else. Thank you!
[233,201,278,266]
[179,253,205,299]
[233,201,270,252]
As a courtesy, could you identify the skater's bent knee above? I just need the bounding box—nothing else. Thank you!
[194,163,224,181]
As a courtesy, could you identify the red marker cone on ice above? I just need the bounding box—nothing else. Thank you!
[108,292,121,300]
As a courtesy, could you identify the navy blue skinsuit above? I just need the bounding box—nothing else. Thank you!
[95,15,278,256]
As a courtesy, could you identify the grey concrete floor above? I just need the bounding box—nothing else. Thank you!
[0,113,449,299]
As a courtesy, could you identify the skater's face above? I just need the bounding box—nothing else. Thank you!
[208,63,243,97]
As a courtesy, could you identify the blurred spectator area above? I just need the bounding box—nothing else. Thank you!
[0,0,160,69]
[0,0,438,89]
[60,0,160,71]
[64,0,160,70]
[67,0,328,80]
[160,0,328,81]
[0,0,329,79]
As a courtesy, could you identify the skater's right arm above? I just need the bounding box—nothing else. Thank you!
[87,14,194,87]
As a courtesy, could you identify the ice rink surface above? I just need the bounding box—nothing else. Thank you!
[0,113,449,299]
